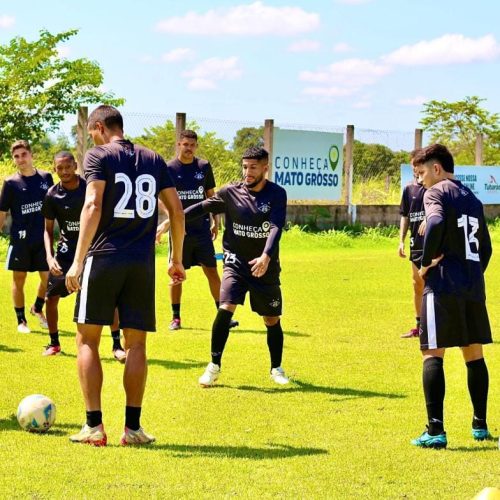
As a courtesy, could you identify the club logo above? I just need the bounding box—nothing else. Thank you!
[258,202,271,213]
[269,298,280,308]
[194,171,205,181]
[40,182,49,190]
[329,145,340,172]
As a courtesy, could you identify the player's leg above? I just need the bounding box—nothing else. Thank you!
[169,281,183,330]
[30,244,50,328]
[110,308,125,363]
[44,294,61,356]
[12,270,29,332]
[263,315,289,385]
[401,261,424,338]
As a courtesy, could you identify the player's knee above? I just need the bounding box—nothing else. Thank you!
[263,316,280,327]
[12,272,27,287]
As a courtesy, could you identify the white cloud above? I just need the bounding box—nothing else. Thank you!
[155,2,319,36]
[161,48,195,63]
[183,56,243,91]
[398,95,428,106]
[0,15,15,28]
[384,34,500,66]
[333,42,353,53]
[139,54,155,64]
[288,39,321,53]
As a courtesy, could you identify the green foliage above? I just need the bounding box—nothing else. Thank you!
[352,176,401,205]
[420,96,500,165]
[231,126,264,159]
[0,29,124,156]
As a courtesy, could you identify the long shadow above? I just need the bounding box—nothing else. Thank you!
[0,414,18,431]
[237,379,405,401]
[230,329,310,338]
[149,442,328,460]
[148,358,206,370]
[0,414,81,435]
[447,444,498,452]
[0,344,23,353]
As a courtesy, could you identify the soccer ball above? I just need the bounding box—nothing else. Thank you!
[17,394,56,432]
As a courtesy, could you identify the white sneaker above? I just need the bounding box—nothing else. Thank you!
[270,367,289,385]
[17,321,31,334]
[30,306,48,329]
[120,426,155,446]
[199,362,220,387]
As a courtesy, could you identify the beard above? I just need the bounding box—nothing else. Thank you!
[244,174,264,189]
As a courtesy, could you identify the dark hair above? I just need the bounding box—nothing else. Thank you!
[11,140,31,154]
[54,151,75,162]
[242,146,268,162]
[88,105,123,131]
[180,130,198,141]
[412,143,454,173]
[409,148,422,160]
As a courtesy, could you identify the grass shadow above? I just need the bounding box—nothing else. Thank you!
[0,344,23,353]
[149,442,328,460]
[447,445,498,452]
[0,414,18,431]
[237,379,405,401]
[230,329,310,338]
[148,359,206,370]
[0,414,80,435]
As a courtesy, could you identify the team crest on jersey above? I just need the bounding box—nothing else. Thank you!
[459,188,469,197]
[194,171,205,181]
[40,182,49,190]
[269,298,281,308]
[258,202,271,213]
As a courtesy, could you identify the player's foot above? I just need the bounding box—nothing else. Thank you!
[270,366,290,385]
[113,347,126,363]
[42,344,61,356]
[472,428,493,441]
[199,362,220,387]
[17,321,31,334]
[120,426,156,445]
[401,327,419,338]
[169,318,181,331]
[30,306,48,329]
[69,424,107,447]
[411,428,447,449]
[229,319,239,329]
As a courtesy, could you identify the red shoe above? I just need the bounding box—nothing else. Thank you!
[169,318,181,331]
[42,344,61,356]
[401,328,419,338]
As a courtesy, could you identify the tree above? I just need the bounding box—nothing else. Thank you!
[352,140,407,180]
[0,29,124,156]
[231,126,264,159]
[420,96,500,165]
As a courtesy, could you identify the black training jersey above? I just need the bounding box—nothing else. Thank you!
[84,140,175,256]
[42,177,86,262]
[400,180,425,253]
[0,170,53,244]
[200,181,287,275]
[423,179,492,300]
[167,157,216,235]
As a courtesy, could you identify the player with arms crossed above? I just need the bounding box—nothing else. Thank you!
[0,140,53,333]
[157,130,238,331]
[65,105,185,446]
[42,151,125,359]
[411,144,493,449]
[185,146,289,386]
[398,150,426,338]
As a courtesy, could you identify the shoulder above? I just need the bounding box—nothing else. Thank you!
[46,183,61,196]
[196,158,211,169]
[267,181,287,198]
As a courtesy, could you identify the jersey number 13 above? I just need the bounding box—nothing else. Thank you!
[457,214,480,262]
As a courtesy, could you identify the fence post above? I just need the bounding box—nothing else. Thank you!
[475,133,483,165]
[76,106,88,175]
[414,128,423,150]
[344,125,355,224]
[264,119,274,180]
[175,112,186,155]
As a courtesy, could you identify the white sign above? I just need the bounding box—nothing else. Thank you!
[401,165,500,205]
[272,129,344,201]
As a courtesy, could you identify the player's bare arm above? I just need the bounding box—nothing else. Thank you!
[0,210,6,232]
[399,216,409,258]
[44,218,62,276]
[159,186,186,284]
[66,180,105,293]
[205,188,219,241]
[418,219,426,236]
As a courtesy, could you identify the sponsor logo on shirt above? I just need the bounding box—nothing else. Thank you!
[21,201,43,215]
[232,221,270,238]
[66,221,80,231]
[178,186,205,201]
[409,210,425,223]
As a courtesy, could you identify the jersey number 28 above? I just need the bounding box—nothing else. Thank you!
[114,173,156,219]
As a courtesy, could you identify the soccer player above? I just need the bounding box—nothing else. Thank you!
[185,146,289,387]
[0,140,53,333]
[65,105,185,446]
[410,144,493,449]
[42,151,125,360]
[157,130,238,331]
[398,150,426,338]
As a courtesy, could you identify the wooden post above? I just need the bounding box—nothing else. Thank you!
[344,125,354,223]
[264,119,274,180]
[475,133,483,165]
[175,112,186,155]
[76,106,88,175]
[414,128,423,150]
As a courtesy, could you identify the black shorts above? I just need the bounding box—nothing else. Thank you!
[46,259,73,298]
[410,249,423,266]
[220,266,282,316]
[74,252,156,331]
[5,241,48,272]
[419,292,492,350]
[179,232,217,270]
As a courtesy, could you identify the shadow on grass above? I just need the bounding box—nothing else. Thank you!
[148,358,206,370]
[231,329,310,338]
[447,445,498,452]
[150,442,328,459]
[0,414,79,436]
[0,344,23,353]
[236,379,405,401]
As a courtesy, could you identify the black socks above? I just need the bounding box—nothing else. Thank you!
[266,321,284,369]
[467,358,489,427]
[86,410,102,428]
[172,303,181,320]
[111,330,121,350]
[423,357,445,435]
[34,296,45,314]
[49,332,60,347]
[125,406,141,431]
[15,307,26,325]
[211,309,234,366]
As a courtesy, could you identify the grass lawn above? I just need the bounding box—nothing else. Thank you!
[0,226,499,498]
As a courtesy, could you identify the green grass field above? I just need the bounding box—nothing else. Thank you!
[0,227,499,498]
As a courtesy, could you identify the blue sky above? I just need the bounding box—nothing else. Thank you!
[1,0,500,135]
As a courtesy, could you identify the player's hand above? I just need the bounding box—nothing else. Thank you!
[398,241,406,258]
[48,256,63,276]
[249,254,270,278]
[168,261,186,287]
[418,219,427,236]
[156,220,170,244]
[210,222,218,241]
[418,254,444,279]
[65,261,84,293]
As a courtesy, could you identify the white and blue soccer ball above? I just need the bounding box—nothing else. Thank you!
[17,394,56,432]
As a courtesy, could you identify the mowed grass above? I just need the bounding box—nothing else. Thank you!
[0,226,499,499]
